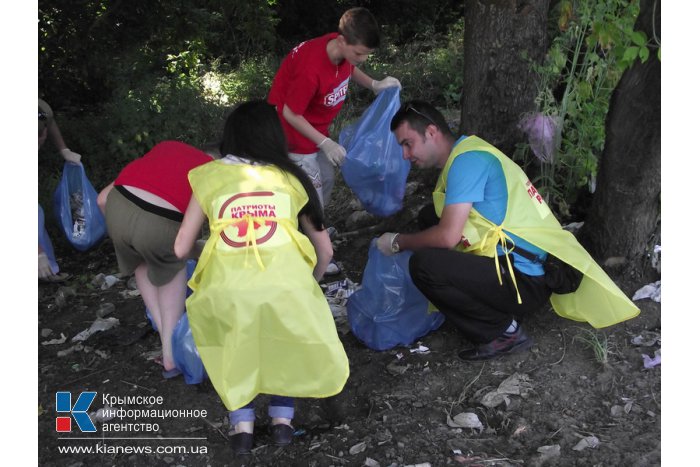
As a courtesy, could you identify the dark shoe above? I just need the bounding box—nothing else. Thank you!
[269,424,294,446]
[230,432,254,455]
[458,327,533,361]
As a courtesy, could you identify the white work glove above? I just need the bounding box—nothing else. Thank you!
[38,253,54,279]
[317,138,347,167]
[60,148,82,164]
[371,76,402,95]
[377,232,399,256]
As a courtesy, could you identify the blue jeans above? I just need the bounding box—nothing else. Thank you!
[229,396,294,426]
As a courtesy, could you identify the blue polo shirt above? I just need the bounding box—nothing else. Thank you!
[444,136,546,276]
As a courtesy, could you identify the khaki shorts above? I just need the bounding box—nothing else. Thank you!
[104,187,186,286]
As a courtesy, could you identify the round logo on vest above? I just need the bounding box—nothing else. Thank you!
[218,192,278,248]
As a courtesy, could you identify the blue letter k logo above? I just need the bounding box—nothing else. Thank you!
[56,392,97,432]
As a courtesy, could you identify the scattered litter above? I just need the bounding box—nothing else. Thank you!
[395,352,404,360]
[96,302,116,318]
[537,444,561,462]
[349,441,367,455]
[480,373,533,408]
[41,328,53,338]
[610,405,624,417]
[562,221,584,233]
[446,412,483,431]
[452,449,462,455]
[364,457,381,467]
[57,344,84,357]
[42,333,67,346]
[630,331,661,347]
[322,278,358,318]
[410,344,430,354]
[632,280,660,302]
[119,289,142,299]
[642,349,661,369]
[572,436,600,451]
[404,463,431,467]
[93,273,120,290]
[72,317,120,342]
[293,428,306,437]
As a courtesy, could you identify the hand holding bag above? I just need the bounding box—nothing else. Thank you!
[53,162,107,251]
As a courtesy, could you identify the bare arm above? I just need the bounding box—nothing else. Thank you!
[97,182,115,215]
[174,197,206,259]
[47,119,68,152]
[299,214,333,281]
[397,202,472,251]
[281,104,327,147]
[351,67,375,90]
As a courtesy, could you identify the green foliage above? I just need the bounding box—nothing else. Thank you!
[363,20,464,110]
[515,0,646,219]
[574,327,614,366]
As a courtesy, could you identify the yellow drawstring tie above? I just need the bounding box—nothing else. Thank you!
[479,225,523,304]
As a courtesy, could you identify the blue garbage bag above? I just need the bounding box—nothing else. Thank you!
[172,312,208,385]
[340,87,410,217]
[53,162,107,251]
[347,239,445,350]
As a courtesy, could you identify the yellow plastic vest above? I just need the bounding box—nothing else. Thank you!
[186,160,349,411]
[433,136,639,328]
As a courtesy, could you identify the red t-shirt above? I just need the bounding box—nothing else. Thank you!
[114,140,211,212]
[268,33,354,154]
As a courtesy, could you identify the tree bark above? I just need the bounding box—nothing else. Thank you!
[460,0,550,156]
[580,0,661,282]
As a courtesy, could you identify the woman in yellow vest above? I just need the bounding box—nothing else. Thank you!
[377,101,638,361]
[174,100,349,455]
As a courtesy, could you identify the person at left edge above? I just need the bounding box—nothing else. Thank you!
[38,97,82,281]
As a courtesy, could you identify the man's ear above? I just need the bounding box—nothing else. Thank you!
[425,124,439,141]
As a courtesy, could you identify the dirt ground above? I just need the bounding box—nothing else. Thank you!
[38,173,661,467]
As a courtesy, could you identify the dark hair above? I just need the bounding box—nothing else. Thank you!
[390,100,453,137]
[338,7,380,48]
[219,100,325,230]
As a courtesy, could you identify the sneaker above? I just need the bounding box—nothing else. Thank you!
[458,327,533,362]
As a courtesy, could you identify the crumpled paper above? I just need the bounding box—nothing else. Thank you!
[72,317,120,342]
[632,280,660,302]
[642,349,661,369]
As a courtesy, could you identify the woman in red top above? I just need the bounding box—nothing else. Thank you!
[97,141,215,377]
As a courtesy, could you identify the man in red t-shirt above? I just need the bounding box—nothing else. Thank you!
[268,7,401,211]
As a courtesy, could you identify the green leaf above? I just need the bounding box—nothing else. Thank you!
[622,46,640,62]
[630,31,647,47]
[639,46,650,63]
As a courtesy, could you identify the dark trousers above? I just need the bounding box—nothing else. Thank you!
[409,248,551,344]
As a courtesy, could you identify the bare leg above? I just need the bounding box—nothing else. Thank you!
[134,264,187,371]
[135,263,162,331]
[156,267,187,371]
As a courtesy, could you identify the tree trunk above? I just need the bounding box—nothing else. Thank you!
[580,0,661,282]
[460,0,550,156]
